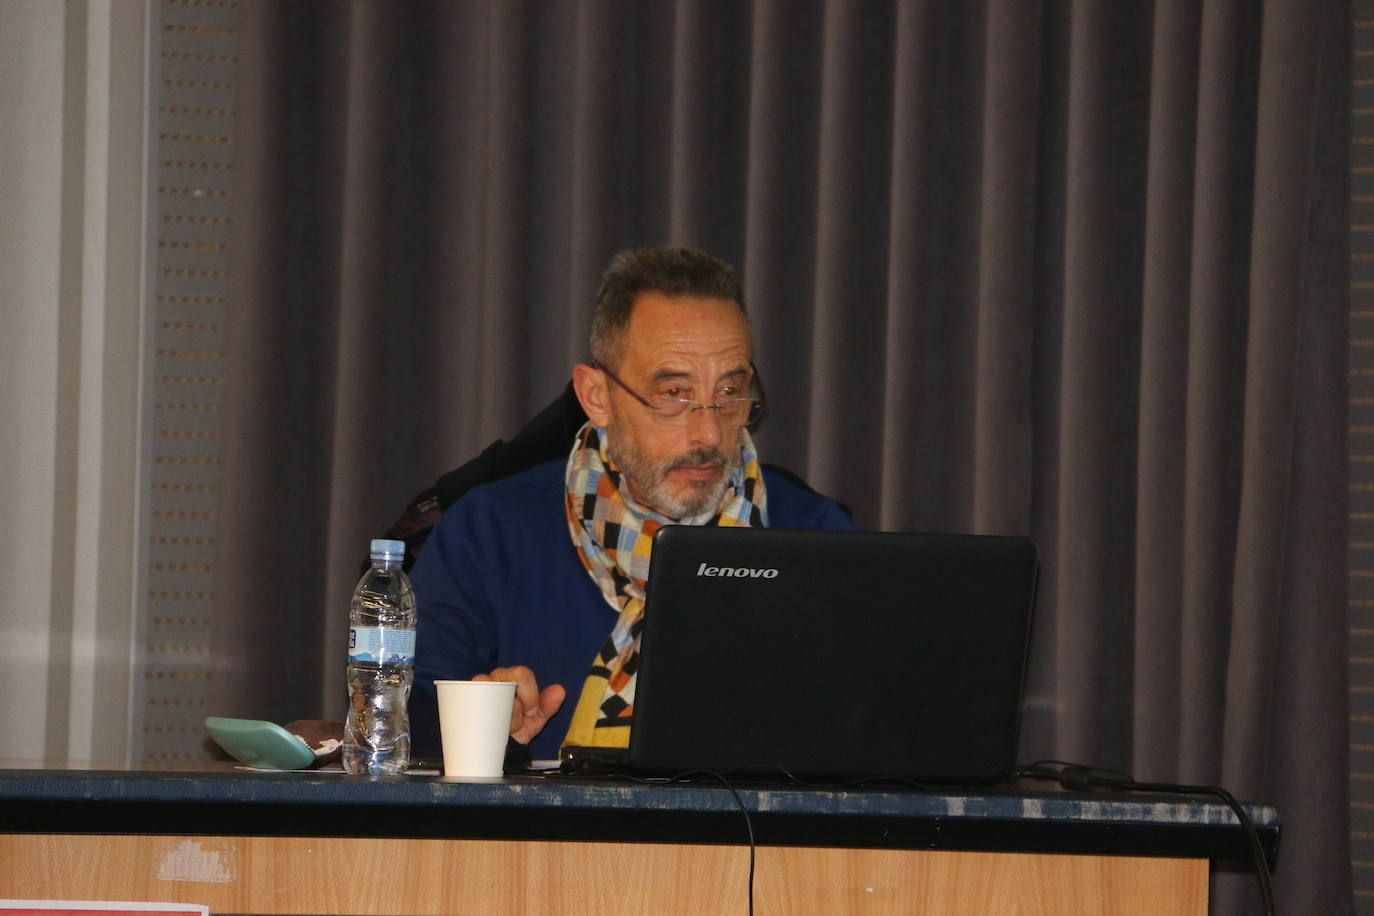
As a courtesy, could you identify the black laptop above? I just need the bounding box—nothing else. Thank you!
[625,526,1038,784]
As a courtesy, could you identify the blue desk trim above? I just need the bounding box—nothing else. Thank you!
[0,766,1279,867]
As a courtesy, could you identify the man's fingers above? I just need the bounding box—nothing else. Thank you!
[538,684,567,720]
[481,666,564,741]
[485,665,539,712]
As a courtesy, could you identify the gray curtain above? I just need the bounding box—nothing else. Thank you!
[212,1,1353,911]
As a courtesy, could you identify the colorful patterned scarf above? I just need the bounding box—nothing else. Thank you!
[561,422,768,749]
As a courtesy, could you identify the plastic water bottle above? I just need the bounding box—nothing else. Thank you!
[343,538,416,775]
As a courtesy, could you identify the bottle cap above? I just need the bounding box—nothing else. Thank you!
[370,538,406,562]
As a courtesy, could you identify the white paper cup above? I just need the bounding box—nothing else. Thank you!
[435,679,517,778]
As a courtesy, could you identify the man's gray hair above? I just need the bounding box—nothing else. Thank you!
[589,246,748,366]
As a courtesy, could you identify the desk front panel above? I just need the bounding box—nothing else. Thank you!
[2,833,1207,916]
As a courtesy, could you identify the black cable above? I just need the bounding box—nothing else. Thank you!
[673,769,757,916]
[1016,759,1276,916]
[553,755,1277,915]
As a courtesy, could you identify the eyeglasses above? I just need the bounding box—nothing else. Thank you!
[590,359,767,426]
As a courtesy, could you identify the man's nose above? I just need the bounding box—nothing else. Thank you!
[685,405,724,448]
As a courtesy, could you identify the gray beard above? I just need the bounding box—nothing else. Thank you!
[605,422,741,520]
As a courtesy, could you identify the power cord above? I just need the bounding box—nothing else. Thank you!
[1016,759,1276,916]
[642,760,946,916]
[550,756,1275,916]
[671,769,757,916]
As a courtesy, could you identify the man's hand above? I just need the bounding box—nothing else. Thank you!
[475,666,566,746]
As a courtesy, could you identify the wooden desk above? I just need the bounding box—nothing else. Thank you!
[0,765,1278,915]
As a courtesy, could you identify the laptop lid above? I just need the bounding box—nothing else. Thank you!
[626,526,1038,784]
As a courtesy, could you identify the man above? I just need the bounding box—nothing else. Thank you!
[409,246,853,762]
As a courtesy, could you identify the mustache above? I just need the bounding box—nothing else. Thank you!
[663,447,732,475]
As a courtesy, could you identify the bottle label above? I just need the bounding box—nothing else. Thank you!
[349,626,416,665]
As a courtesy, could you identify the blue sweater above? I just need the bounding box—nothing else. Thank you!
[408,457,854,760]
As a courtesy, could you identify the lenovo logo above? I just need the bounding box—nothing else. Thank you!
[696,562,780,579]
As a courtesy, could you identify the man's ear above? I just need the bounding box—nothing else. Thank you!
[573,363,611,428]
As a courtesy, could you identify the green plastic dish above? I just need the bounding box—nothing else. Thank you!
[204,716,317,770]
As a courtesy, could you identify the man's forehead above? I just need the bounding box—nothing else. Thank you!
[619,292,751,368]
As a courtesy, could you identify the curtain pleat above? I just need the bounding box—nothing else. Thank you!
[212,1,353,722]
[1223,0,1322,784]
[1052,0,1151,765]
[809,0,895,516]
[878,0,934,533]
[744,0,823,482]
[1131,0,1198,780]
[215,2,1353,911]
[1176,0,1254,784]
[972,0,1038,535]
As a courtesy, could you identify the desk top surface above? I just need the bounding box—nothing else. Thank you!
[0,760,1273,824]
[0,761,1279,864]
